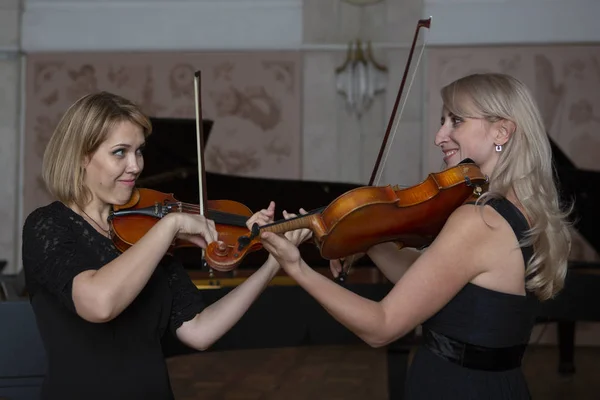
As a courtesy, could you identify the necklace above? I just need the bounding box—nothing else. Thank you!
[80,208,110,235]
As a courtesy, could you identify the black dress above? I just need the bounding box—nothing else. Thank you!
[22,201,207,400]
[404,198,539,399]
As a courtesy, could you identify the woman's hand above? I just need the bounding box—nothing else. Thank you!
[260,231,303,277]
[167,213,218,248]
[281,208,312,246]
[260,207,311,277]
[246,201,276,230]
[329,253,365,279]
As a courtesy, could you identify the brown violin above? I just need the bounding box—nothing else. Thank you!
[108,187,254,256]
[204,160,487,271]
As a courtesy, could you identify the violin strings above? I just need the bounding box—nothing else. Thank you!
[261,215,312,234]
[260,207,325,231]
[178,204,248,227]
[169,202,324,231]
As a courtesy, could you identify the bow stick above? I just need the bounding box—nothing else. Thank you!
[337,17,432,283]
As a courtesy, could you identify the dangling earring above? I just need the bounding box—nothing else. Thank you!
[495,144,502,152]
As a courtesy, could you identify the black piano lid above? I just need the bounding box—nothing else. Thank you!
[549,135,600,256]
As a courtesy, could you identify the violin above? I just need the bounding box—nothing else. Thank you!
[108,187,253,256]
[203,160,487,271]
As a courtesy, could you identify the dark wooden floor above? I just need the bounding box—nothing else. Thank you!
[167,343,600,399]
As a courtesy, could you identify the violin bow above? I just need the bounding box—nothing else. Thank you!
[370,17,431,187]
[336,17,432,284]
[194,70,210,269]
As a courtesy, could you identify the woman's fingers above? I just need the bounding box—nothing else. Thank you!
[246,201,276,229]
[329,259,342,278]
[178,233,208,248]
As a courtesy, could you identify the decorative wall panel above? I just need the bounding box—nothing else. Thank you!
[24,52,301,218]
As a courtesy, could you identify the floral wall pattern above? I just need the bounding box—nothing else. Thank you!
[24,52,301,217]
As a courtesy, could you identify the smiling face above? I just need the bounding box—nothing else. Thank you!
[83,120,145,208]
[434,107,507,176]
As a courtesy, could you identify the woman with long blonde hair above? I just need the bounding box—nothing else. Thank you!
[261,73,572,399]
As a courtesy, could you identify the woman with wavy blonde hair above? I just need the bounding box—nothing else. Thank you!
[440,73,572,301]
[260,73,572,399]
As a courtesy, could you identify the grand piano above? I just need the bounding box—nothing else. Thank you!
[1,117,598,399]
[534,137,600,374]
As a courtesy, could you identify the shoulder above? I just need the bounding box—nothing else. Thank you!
[426,203,509,267]
[24,201,67,225]
[441,202,506,238]
[23,201,76,241]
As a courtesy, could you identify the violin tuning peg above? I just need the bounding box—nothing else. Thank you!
[214,240,229,256]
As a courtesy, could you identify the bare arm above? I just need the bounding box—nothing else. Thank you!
[366,243,422,283]
[175,256,279,350]
[330,242,421,284]
[72,213,215,323]
[262,205,491,347]
[175,206,313,351]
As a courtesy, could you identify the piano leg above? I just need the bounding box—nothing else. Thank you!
[557,321,576,375]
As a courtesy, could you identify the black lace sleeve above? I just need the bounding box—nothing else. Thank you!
[22,204,104,313]
[163,257,207,335]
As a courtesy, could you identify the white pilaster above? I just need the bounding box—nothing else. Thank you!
[0,0,22,274]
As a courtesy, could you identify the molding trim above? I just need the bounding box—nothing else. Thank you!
[22,0,600,52]
[424,0,600,45]
[22,0,303,51]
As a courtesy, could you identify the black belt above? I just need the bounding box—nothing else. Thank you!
[423,328,527,371]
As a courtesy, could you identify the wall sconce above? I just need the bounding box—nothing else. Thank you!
[335,39,388,118]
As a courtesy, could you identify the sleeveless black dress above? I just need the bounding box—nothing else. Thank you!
[404,198,539,399]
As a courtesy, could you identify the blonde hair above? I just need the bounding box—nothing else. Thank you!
[42,91,152,207]
[441,73,572,301]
